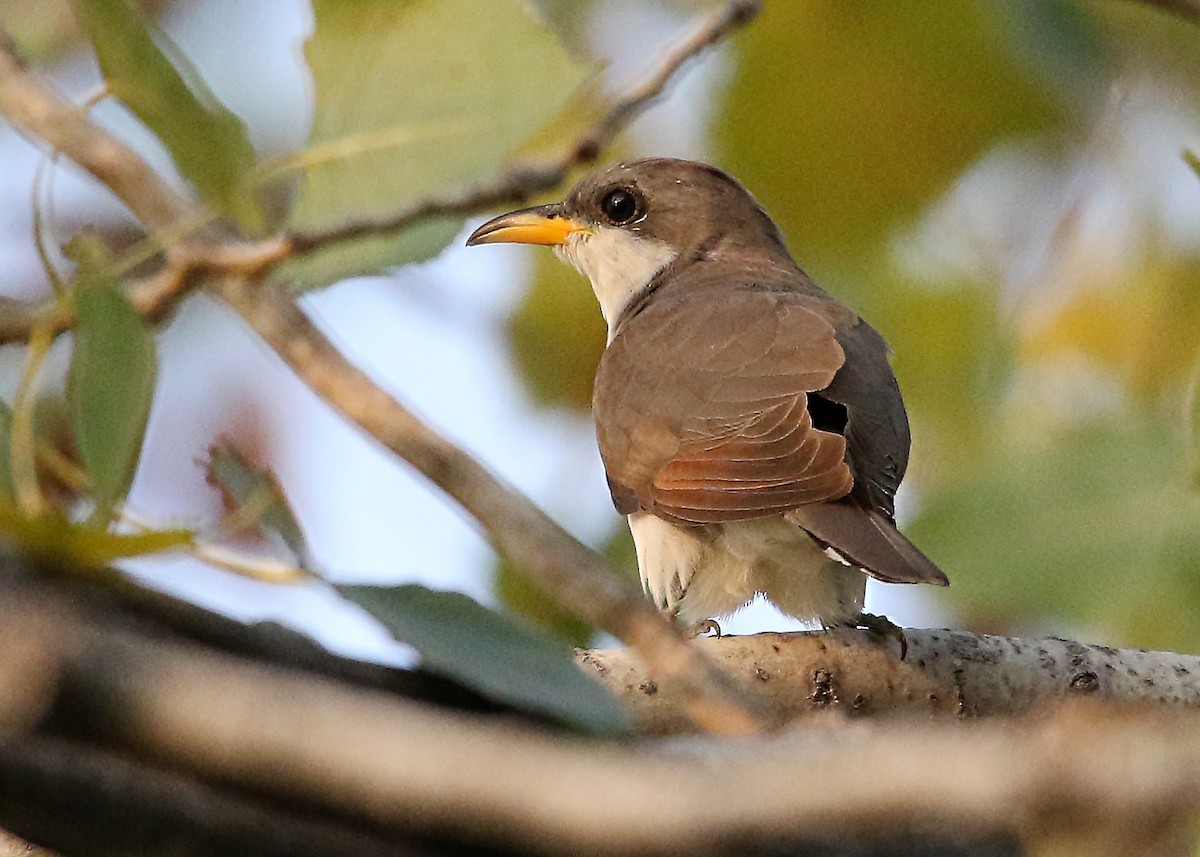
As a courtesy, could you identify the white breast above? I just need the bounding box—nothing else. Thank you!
[555,226,676,341]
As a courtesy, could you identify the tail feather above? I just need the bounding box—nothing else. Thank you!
[786,502,948,586]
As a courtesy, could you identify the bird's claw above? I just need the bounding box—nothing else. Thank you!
[853,612,907,659]
[688,618,722,638]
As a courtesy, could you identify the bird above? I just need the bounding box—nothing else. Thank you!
[467,158,946,645]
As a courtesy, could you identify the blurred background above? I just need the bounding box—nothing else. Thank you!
[2,0,1200,659]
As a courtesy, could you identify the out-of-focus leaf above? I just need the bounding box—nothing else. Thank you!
[67,251,157,524]
[881,278,1012,486]
[0,400,14,507]
[908,417,1200,653]
[70,0,261,230]
[204,443,307,561]
[1187,150,1200,180]
[0,501,191,570]
[1189,353,1200,488]
[507,249,606,410]
[4,0,168,64]
[284,0,591,291]
[715,1,1073,303]
[341,584,627,734]
[495,556,593,647]
[1017,254,1200,404]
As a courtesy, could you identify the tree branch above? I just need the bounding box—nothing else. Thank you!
[214,276,763,735]
[0,592,1195,857]
[580,628,1200,734]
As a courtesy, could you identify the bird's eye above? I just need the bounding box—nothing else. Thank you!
[600,188,641,224]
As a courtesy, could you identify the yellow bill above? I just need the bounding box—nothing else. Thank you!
[466,204,591,247]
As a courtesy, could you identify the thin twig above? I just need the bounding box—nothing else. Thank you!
[0,29,189,235]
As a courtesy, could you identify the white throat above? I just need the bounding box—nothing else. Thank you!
[555,226,677,341]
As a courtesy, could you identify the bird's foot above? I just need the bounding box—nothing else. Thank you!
[851,612,907,659]
[688,618,723,639]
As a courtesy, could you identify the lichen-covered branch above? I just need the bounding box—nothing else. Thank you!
[580,628,1200,734]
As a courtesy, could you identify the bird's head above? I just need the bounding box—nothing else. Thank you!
[467,158,791,335]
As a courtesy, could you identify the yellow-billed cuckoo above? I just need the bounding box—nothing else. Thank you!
[467,158,947,639]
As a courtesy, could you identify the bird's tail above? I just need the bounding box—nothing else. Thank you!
[786,501,948,586]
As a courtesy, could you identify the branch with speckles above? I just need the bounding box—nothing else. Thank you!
[579,628,1200,734]
[0,589,1198,857]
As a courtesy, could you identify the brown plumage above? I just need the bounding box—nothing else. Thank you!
[468,158,946,630]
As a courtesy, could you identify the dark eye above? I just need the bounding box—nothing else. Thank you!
[600,188,641,224]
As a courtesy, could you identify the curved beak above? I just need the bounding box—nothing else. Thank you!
[466,203,591,247]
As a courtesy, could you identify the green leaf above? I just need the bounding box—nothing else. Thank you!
[68,263,157,524]
[204,443,307,561]
[494,556,593,647]
[70,0,261,230]
[0,501,191,570]
[341,584,627,734]
[283,0,591,290]
[0,400,14,507]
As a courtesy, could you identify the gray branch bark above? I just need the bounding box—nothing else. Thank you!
[580,628,1200,733]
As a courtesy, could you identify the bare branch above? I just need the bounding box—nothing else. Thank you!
[0,596,1196,857]
[0,30,189,235]
[581,628,1200,734]
[214,276,763,735]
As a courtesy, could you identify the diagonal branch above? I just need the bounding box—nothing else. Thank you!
[215,276,763,735]
[0,0,768,735]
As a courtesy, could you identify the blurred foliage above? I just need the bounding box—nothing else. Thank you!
[282,0,591,290]
[715,1,1080,301]
[497,1,1200,652]
[507,249,607,410]
[66,235,157,525]
[907,417,1200,652]
[0,0,167,64]
[70,0,263,230]
[342,584,628,733]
